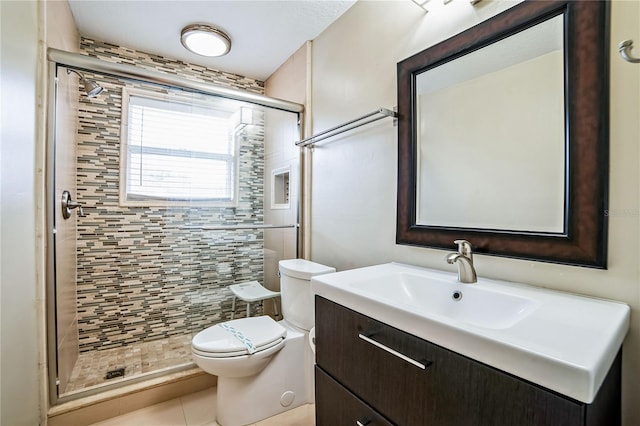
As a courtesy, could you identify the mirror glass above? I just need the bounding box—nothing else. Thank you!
[416,15,565,232]
[396,0,610,267]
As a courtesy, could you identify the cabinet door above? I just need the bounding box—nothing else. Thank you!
[428,344,584,426]
[315,297,585,426]
[316,367,394,426]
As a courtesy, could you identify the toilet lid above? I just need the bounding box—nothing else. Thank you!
[192,316,286,357]
[279,259,336,280]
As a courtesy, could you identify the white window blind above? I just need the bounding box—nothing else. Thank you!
[123,92,237,204]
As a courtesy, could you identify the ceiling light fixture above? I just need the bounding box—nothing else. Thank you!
[181,24,231,57]
[410,0,482,13]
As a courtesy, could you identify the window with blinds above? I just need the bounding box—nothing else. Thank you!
[120,89,238,206]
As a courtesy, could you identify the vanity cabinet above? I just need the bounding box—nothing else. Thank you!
[314,296,621,426]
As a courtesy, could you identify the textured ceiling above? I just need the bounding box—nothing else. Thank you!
[68,0,356,81]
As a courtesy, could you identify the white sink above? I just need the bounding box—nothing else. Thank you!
[311,262,630,404]
[348,271,539,330]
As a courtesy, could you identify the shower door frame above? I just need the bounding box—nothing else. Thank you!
[46,51,305,406]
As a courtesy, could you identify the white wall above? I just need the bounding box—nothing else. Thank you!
[263,43,308,312]
[266,42,312,258]
[0,1,45,424]
[310,1,640,424]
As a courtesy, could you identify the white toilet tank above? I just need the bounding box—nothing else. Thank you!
[279,259,335,331]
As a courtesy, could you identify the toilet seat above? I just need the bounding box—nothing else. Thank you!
[192,316,286,358]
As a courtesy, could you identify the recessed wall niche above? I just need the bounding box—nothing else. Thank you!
[271,166,290,209]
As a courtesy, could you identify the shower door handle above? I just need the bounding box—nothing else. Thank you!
[61,190,87,219]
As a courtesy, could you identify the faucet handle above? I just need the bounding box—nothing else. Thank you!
[453,240,473,260]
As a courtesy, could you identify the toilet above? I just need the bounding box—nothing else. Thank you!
[191,259,336,426]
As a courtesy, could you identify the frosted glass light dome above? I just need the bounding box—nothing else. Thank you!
[181,24,231,57]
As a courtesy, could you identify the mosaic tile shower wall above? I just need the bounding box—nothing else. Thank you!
[75,38,267,352]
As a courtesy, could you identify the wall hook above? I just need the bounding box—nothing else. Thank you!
[619,40,640,63]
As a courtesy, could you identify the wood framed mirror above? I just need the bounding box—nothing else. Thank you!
[396,0,610,268]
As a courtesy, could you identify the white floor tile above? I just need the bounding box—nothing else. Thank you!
[90,399,186,426]
[256,404,315,426]
[180,387,217,426]
[87,388,314,426]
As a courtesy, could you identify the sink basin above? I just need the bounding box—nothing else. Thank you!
[348,271,539,330]
[311,262,630,404]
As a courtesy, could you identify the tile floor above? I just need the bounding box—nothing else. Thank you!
[88,387,316,426]
[64,334,193,395]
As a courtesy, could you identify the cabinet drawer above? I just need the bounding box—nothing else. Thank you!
[315,297,439,424]
[316,367,394,426]
[315,296,586,426]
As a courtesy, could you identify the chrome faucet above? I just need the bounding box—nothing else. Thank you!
[445,240,477,284]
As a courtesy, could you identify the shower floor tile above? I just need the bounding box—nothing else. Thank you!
[63,334,193,395]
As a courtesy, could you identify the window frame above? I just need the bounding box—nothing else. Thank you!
[119,87,240,207]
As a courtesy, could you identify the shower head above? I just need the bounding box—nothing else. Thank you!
[66,68,104,98]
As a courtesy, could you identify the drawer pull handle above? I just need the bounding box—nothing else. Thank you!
[356,419,371,426]
[358,333,428,370]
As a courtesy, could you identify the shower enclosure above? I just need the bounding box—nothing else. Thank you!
[46,47,303,404]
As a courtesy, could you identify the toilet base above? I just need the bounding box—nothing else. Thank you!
[216,321,314,426]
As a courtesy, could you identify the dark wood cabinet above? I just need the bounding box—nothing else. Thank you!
[316,367,394,426]
[315,296,621,426]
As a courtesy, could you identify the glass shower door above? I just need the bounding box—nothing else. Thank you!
[49,64,301,401]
